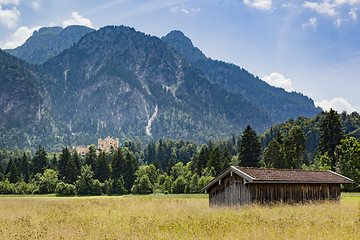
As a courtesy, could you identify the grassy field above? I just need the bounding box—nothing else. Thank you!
[0,194,359,239]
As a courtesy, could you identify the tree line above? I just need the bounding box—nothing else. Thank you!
[0,109,359,195]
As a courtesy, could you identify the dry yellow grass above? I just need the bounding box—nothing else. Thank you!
[0,194,359,239]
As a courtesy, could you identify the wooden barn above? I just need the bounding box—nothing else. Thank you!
[201,166,353,206]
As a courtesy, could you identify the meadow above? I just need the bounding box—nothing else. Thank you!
[0,193,359,239]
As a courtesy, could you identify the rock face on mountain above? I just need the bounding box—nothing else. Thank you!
[0,50,44,128]
[162,30,320,124]
[6,25,94,64]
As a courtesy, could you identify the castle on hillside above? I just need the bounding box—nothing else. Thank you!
[98,137,119,152]
[72,145,91,156]
[72,137,119,155]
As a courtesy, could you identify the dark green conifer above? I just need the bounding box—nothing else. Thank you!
[58,147,71,181]
[84,145,98,176]
[19,152,29,182]
[31,145,48,174]
[97,151,110,182]
[238,125,261,167]
[207,147,221,175]
[9,160,20,183]
[318,109,344,169]
[221,147,232,171]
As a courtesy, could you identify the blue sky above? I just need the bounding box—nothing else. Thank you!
[1,0,360,113]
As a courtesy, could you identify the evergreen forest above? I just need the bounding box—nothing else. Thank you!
[1,109,359,195]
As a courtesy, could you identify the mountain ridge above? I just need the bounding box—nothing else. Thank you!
[162,30,320,123]
[6,25,94,64]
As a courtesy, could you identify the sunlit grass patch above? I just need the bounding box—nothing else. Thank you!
[0,193,359,239]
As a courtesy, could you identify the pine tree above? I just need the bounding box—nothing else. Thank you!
[165,158,176,175]
[5,159,12,175]
[84,145,98,176]
[238,125,261,167]
[123,151,138,192]
[19,152,29,182]
[97,151,110,182]
[156,139,166,170]
[318,109,344,169]
[196,145,209,175]
[221,147,232,171]
[9,160,20,183]
[264,140,284,168]
[207,147,221,175]
[58,147,71,181]
[65,156,79,184]
[31,145,48,174]
[50,154,57,169]
[283,127,306,169]
[71,150,82,173]
[111,147,125,179]
[144,141,156,164]
[76,165,95,195]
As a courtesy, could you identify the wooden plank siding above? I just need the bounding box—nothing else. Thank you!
[209,174,251,206]
[247,183,341,204]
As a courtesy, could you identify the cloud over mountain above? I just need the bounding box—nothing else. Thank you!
[262,72,294,92]
[316,97,357,113]
[62,11,93,28]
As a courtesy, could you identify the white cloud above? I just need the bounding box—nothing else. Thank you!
[262,72,294,92]
[244,0,272,10]
[303,0,360,17]
[0,0,20,5]
[334,0,360,4]
[182,8,200,14]
[0,5,20,28]
[32,0,43,10]
[62,11,93,28]
[303,1,337,16]
[0,25,41,49]
[171,6,200,14]
[349,7,358,19]
[334,17,344,26]
[302,17,318,29]
[315,97,357,113]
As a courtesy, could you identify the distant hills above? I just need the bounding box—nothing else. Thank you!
[6,25,94,64]
[0,25,321,151]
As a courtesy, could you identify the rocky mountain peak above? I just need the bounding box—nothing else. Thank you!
[162,30,206,62]
[34,26,63,36]
[6,25,94,64]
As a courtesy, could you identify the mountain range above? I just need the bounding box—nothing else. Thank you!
[0,25,320,151]
[6,25,94,64]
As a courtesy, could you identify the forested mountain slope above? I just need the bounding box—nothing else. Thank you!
[162,30,320,123]
[0,50,44,129]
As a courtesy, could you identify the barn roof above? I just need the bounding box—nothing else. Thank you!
[201,166,353,192]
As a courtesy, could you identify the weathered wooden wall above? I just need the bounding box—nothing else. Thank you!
[208,174,341,206]
[248,183,341,204]
[209,174,251,206]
